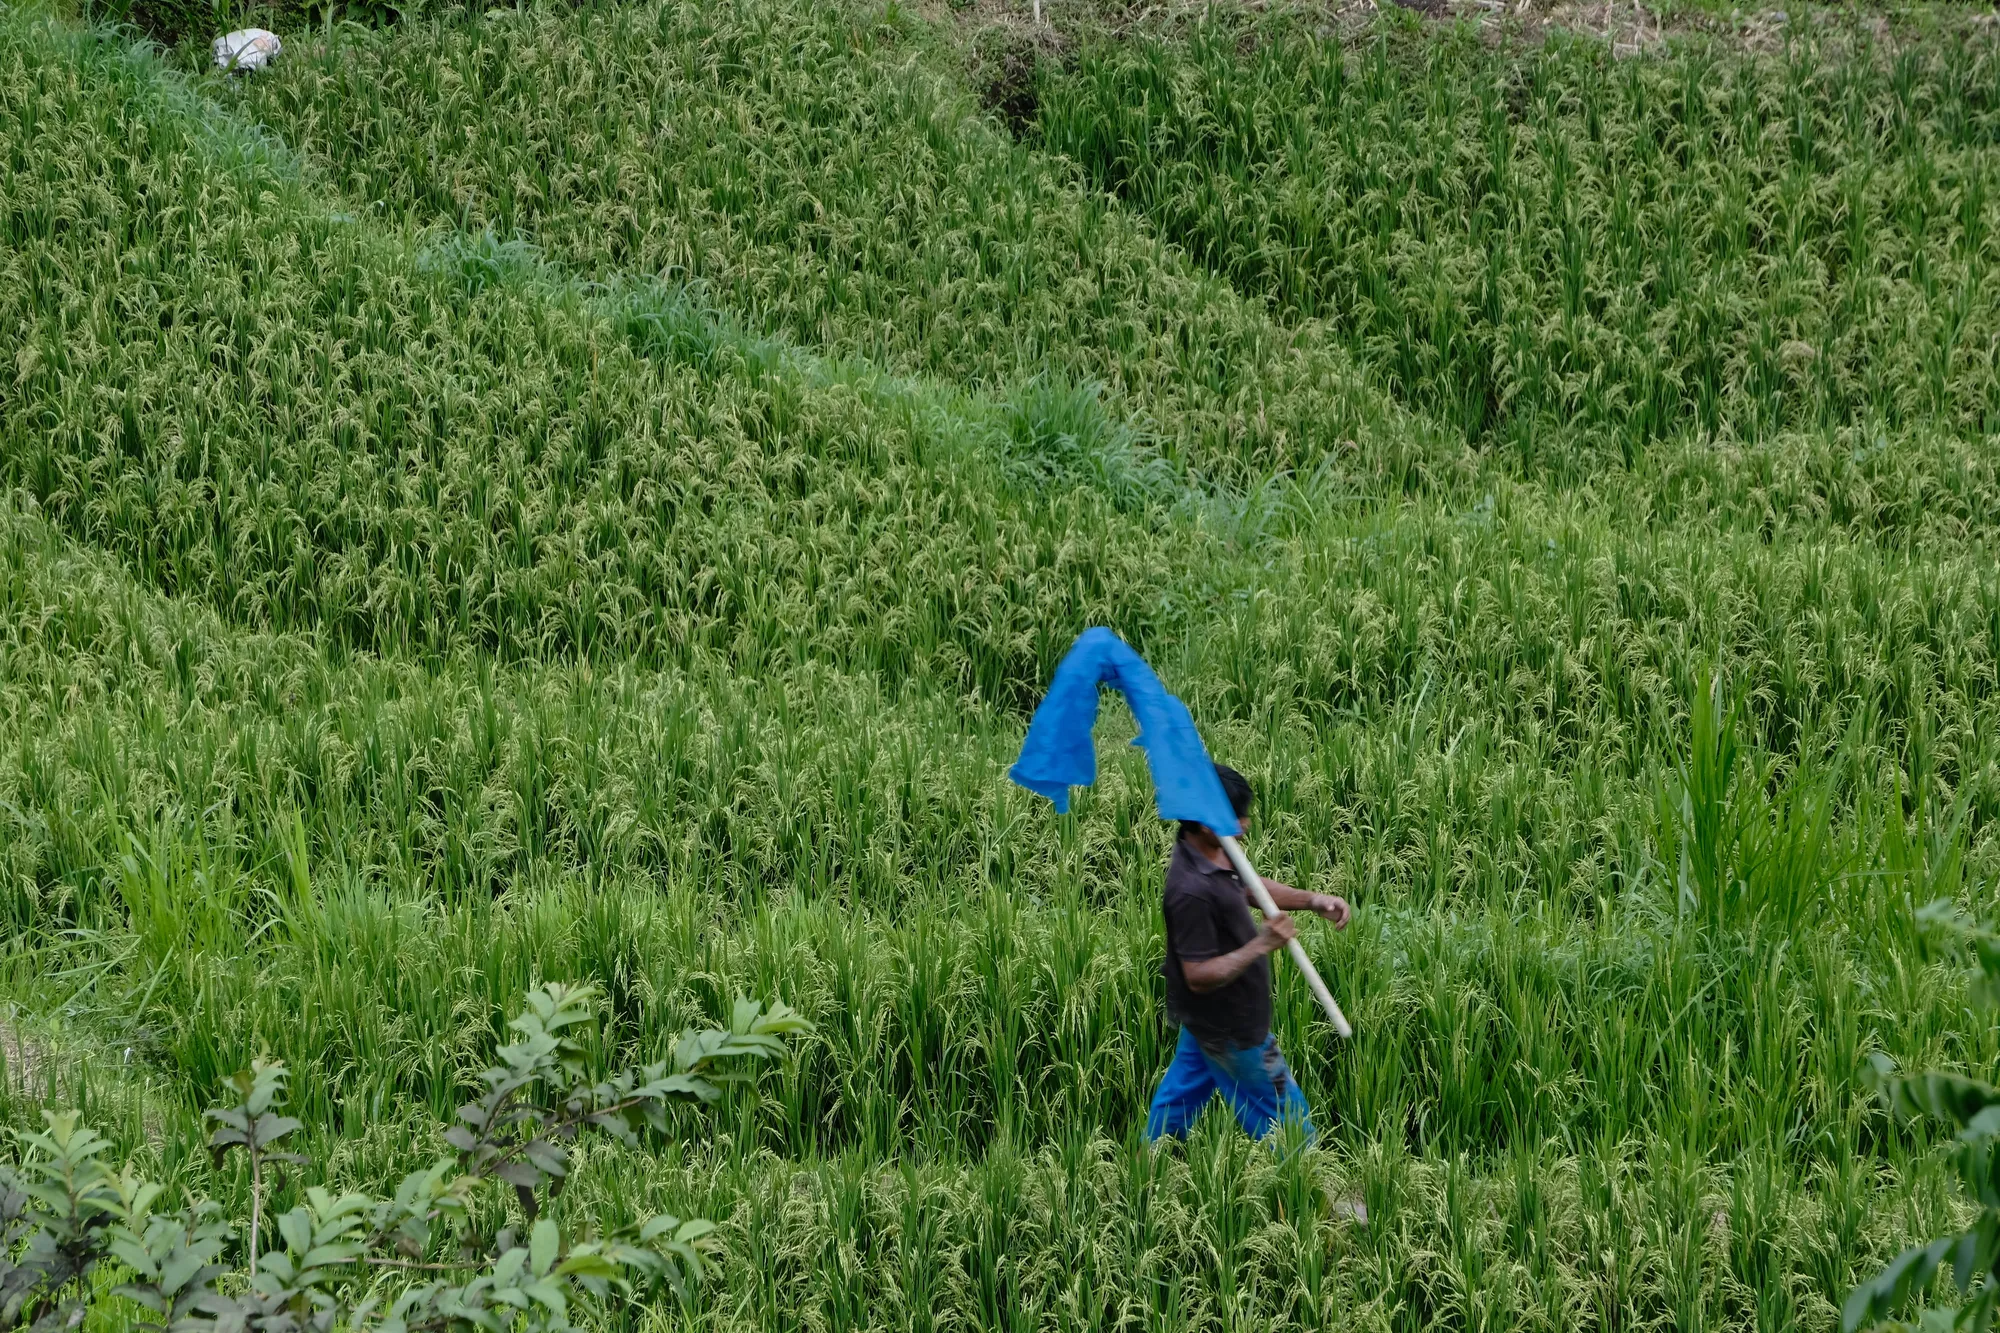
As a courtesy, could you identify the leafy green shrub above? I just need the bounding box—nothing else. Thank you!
[0,982,806,1330]
[1847,906,2000,1332]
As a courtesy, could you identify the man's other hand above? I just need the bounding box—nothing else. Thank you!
[1309,895,1352,929]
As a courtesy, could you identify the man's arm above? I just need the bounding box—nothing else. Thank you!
[1181,915,1298,993]
[1253,878,1351,928]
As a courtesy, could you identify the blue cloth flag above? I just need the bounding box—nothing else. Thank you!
[1007,627,1240,837]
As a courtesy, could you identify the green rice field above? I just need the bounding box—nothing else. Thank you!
[2,0,1999,1326]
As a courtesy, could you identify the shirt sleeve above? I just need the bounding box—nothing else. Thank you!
[1165,885,1224,961]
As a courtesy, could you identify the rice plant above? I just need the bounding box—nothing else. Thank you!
[1039,13,2000,477]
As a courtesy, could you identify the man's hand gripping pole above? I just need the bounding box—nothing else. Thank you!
[1219,835,1353,1039]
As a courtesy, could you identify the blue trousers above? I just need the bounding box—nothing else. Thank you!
[1145,1027,1314,1143]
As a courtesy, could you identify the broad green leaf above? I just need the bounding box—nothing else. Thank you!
[530,1217,558,1277]
[1951,1214,2000,1295]
[1844,1235,1955,1332]
[1888,1074,2000,1131]
[278,1206,313,1256]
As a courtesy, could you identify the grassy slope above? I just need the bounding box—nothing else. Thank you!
[3,1,2000,1329]
[1041,16,2000,468]
[219,0,1448,483]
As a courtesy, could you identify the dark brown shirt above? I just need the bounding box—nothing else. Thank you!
[1161,837,1271,1050]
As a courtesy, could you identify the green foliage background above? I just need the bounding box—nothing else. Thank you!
[2,0,1999,1327]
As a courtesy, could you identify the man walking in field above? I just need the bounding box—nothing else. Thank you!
[1146,764,1350,1144]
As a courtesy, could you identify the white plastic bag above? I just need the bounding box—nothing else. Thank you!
[213,28,281,73]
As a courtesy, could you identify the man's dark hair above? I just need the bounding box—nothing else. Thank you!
[1179,764,1252,841]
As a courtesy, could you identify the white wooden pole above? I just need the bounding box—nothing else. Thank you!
[1218,835,1353,1039]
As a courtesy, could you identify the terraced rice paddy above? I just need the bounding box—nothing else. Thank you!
[2,0,1998,1326]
